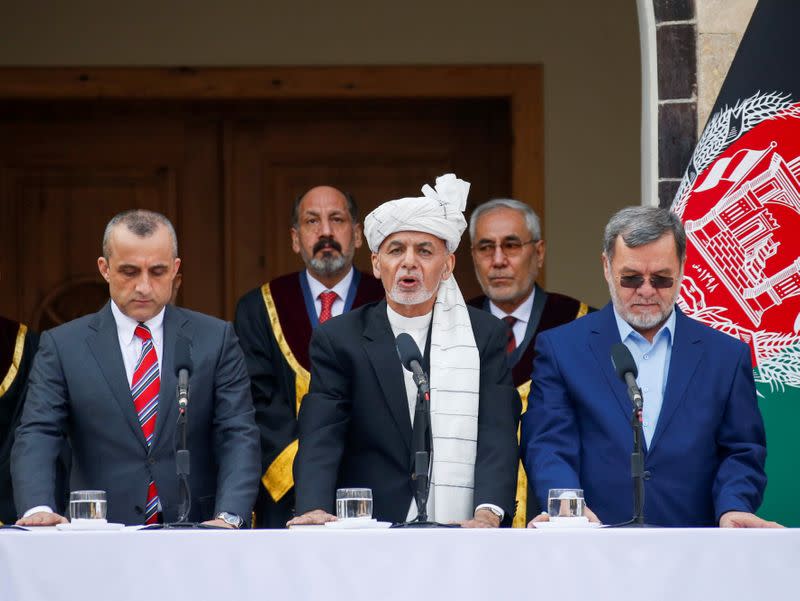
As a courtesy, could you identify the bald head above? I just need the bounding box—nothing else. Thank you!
[291,186,358,228]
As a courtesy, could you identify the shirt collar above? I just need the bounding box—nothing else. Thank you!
[305,266,355,301]
[612,303,676,346]
[488,287,535,323]
[386,303,433,331]
[110,300,166,345]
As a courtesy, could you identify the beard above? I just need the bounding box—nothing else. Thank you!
[303,236,354,277]
[388,271,436,306]
[307,253,348,276]
[608,279,678,332]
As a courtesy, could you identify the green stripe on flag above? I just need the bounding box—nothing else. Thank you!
[757,377,800,526]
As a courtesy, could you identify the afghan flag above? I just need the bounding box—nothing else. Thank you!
[674,0,800,525]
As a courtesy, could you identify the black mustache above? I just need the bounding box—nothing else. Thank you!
[313,238,342,254]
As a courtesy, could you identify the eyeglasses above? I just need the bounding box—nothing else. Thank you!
[472,239,537,258]
[619,274,675,289]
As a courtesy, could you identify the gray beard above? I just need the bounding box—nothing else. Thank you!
[388,284,435,306]
[307,253,348,277]
[608,281,677,331]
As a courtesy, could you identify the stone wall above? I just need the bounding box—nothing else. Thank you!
[654,0,697,208]
[653,0,756,208]
[696,0,758,130]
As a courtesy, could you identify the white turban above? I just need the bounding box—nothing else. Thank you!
[364,173,470,253]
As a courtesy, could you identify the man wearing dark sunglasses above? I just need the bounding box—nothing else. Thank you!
[468,198,592,527]
[522,206,776,528]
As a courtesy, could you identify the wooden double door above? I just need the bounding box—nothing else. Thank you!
[0,98,511,329]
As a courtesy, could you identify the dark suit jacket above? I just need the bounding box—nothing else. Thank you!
[12,302,260,525]
[294,300,521,524]
[521,303,767,526]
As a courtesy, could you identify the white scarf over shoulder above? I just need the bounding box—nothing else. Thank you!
[364,174,480,523]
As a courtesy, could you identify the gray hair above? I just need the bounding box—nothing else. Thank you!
[469,198,542,242]
[603,206,686,262]
[102,209,178,260]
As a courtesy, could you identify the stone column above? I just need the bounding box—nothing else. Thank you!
[653,0,697,208]
[650,0,756,208]
[696,0,758,132]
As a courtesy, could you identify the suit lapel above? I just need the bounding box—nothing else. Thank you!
[649,308,702,452]
[363,301,412,452]
[153,305,189,450]
[86,303,148,450]
[513,284,547,360]
[587,304,632,422]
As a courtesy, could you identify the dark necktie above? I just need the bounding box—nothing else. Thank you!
[503,315,517,354]
[318,291,338,323]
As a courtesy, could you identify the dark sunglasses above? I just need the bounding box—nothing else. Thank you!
[619,274,675,289]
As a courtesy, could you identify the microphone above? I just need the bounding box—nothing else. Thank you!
[175,337,193,411]
[610,343,643,411]
[395,333,430,399]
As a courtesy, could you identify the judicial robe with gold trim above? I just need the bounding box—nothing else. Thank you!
[0,317,38,524]
[234,270,384,527]
[469,284,592,526]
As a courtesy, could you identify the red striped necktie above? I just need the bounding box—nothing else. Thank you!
[318,291,338,323]
[502,315,517,354]
[132,323,161,525]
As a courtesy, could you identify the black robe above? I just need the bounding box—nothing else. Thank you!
[234,270,384,527]
[0,317,39,524]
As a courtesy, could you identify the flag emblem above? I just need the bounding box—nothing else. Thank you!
[675,92,800,392]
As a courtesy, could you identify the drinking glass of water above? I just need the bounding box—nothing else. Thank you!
[547,488,584,519]
[336,488,373,520]
[69,490,107,521]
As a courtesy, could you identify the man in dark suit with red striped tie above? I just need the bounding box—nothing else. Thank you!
[12,210,260,527]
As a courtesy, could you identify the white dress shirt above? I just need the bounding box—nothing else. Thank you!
[110,301,166,387]
[488,288,535,348]
[305,267,355,319]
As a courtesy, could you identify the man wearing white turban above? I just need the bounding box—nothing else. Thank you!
[289,174,521,527]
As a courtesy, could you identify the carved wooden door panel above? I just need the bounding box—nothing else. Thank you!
[0,98,511,326]
[0,103,222,328]
[226,99,511,311]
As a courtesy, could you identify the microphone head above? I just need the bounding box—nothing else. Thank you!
[174,337,193,375]
[610,343,637,380]
[396,332,423,372]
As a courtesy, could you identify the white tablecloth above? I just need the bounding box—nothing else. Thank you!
[1,527,797,601]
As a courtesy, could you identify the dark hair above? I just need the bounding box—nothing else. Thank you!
[291,187,359,227]
[103,209,178,259]
[603,206,686,262]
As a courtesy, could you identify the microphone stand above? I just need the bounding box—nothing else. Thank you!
[611,394,655,528]
[392,384,459,529]
[141,386,222,530]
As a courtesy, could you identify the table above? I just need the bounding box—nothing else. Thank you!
[1,527,797,601]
